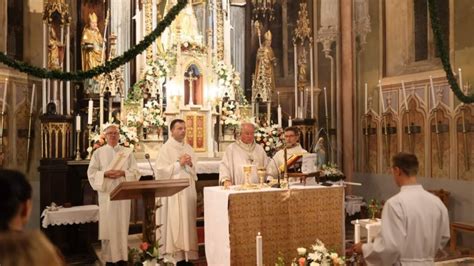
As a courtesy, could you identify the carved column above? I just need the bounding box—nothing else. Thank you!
[341,0,354,184]
[144,0,153,64]
[216,0,224,61]
[282,0,288,78]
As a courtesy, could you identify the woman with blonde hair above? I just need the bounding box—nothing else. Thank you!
[0,230,65,266]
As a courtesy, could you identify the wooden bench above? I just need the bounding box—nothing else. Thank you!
[450,222,474,252]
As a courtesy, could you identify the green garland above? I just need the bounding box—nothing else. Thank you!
[428,0,474,103]
[0,0,187,81]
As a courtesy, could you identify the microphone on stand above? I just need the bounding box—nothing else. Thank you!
[141,153,155,181]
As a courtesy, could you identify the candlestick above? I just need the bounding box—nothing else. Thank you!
[323,87,328,117]
[354,219,361,243]
[256,232,263,266]
[76,114,81,131]
[288,116,292,127]
[2,78,8,113]
[459,68,463,91]
[277,91,280,106]
[311,88,314,118]
[379,80,385,113]
[88,99,93,125]
[402,81,408,110]
[75,130,81,161]
[277,105,282,128]
[429,76,436,108]
[30,84,36,114]
[364,83,368,114]
[86,124,93,160]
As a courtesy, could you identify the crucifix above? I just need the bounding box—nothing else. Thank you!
[185,71,198,106]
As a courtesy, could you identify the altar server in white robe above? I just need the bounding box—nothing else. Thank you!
[155,119,198,264]
[219,122,269,186]
[87,124,141,265]
[268,126,307,180]
[353,152,450,266]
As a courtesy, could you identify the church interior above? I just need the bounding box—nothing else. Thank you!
[0,0,473,265]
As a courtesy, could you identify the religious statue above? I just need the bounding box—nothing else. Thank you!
[162,1,202,50]
[314,137,326,169]
[48,27,62,70]
[297,48,307,84]
[81,12,103,71]
[253,30,276,102]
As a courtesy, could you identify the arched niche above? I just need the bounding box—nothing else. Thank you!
[428,104,451,178]
[454,104,474,181]
[184,63,203,106]
[381,107,399,174]
[401,94,426,176]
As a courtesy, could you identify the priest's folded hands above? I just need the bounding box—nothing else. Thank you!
[179,154,193,167]
[104,169,126,179]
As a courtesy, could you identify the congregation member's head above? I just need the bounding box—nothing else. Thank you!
[0,230,65,266]
[104,124,120,147]
[239,122,256,144]
[391,152,419,187]
[170,119,186,143]
[0,169,32,232]
[283,127,300,148]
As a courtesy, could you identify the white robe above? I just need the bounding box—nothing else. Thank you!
[155,137,198,263]
[362,184,450,266]
[219,140,269,185]
[87,144,140,263]
[268,144,307,179]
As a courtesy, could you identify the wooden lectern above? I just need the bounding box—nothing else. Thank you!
[110,179,190,244]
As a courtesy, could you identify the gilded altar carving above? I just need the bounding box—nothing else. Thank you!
[253,30,276,102]
[216,0,224,61]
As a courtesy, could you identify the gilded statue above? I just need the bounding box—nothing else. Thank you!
[81,12,103,71]
[254,30,276,102]
[297,47,307,84]
[48,27,62,70]
[162,1,202,50]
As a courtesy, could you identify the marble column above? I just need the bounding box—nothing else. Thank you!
[341,0,354,186]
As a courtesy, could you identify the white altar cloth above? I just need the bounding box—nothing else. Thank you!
[41,204,99,228]
[204,181,344,266]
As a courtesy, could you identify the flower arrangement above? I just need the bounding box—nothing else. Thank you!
[214,61,247,104]
[126,110,143,128]
[221,100,241,129]
[320,163,345,182]
[142,100,166,128]
[291,239,345,266]
[89,123,139,151]
[128,241,161,266]
[254,124,283,157]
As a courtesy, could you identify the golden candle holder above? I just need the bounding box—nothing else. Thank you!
[86,124,93,160]
[75,130,81,160]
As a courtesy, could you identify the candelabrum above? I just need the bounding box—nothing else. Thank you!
[86,125,93,160]
[251,1,275,23]
[75,130,81,160]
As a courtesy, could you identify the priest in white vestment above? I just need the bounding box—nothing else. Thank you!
[353,152,450,266]
[219,122,269,186]
[155,119,199,264]
[267,126,307,180]
[87,124,141,264]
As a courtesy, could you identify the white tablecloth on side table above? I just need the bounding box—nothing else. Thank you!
[41,205,99,228]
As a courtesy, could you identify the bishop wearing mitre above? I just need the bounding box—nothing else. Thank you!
[87,124,141,264]
[81,12,104,71]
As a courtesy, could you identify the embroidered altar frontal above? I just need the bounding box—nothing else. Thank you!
[228,186,344,265]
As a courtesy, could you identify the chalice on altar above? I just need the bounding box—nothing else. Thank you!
[257,167,267,188]
[242,165,253,187]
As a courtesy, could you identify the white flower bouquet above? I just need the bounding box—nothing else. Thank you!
[291,239,345,266]
[142,100,166,128]
[254,124,283,156]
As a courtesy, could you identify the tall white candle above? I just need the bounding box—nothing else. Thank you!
[310,44,314,118]
[311,88,314,118]
[402,80,408,110]
[256,232,263,266]
[364,83,368,114]
[294,44,298,117]
[379,80,385,113]
[354,219,361,243]
[30,84,36,114]
[430,76,437,108]
[277,91,280,106]
[458,68,463,92]
[288,116,292,127]
[277,105,282,128]
[88,99,93,125]
[2,78,8,113]
[76,114,81,131]
[323,87,328,117]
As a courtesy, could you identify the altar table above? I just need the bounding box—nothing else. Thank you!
[204,182,345,266]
